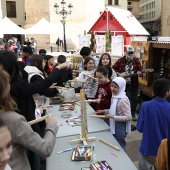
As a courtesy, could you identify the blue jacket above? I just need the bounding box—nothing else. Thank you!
[137,98,170,156]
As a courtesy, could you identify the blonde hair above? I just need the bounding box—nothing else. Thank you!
[0,65,17,111]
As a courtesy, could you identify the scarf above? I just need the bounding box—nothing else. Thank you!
[109,77,131,135]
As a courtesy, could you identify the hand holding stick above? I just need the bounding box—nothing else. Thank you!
[28,113,54,125]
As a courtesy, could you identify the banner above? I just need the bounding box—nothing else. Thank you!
[111,36,124,56]
[79,35,89,50]
[95,35,105,53]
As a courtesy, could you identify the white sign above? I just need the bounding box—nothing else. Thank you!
[157,37,170,41]
[79,35,89,50]
[95,35,106,53]
[111,36,124,56]
[132,36,148,42]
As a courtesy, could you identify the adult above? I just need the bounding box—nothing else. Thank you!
[24,38,31,47]
[79,47,100,71]
[30,38,37,54]
[0,66,58,170]
[13,37,21,56]
[113,46,142,123]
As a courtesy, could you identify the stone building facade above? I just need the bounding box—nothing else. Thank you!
[161,0,170,36]
[25,0,128,51]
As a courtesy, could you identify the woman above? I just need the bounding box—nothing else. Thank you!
[24,54,59,106]
[0,118,12,170]
[0,66,58,170]
[44,55,55,75]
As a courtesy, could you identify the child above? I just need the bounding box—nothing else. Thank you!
[97,77,132,151]
[0,118,12,170]
[97,52,117,79]
[94,66,112,111]
[137,78,170,170]
[55,55,73,87]
[44,55,55,75]
[71,57,97,99]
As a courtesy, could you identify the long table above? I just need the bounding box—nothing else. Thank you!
[46,131,137,170]
[47,103,110,138]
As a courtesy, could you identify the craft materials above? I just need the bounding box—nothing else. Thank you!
[57,147,74,154]
[72,145,93,161]
[99,139,120,151]
[111,152,120,159]
[90,115,106,118]
[59,101,75,111]
[90,161,112,170]
[93,143,95,151]
[61,110,72,118]
[28,113,53,125]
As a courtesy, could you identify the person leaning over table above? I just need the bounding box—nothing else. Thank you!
[0,67,58,170]
[0,50,70,170]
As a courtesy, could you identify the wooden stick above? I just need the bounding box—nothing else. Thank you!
[84,99,96,102]
[90,115,105,118]
[68,80,86,84]
[28,113,54,125]
[41,105,53,109]
[99,138,120,151]
[84,74,98,81]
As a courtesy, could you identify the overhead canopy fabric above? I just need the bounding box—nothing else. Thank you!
[0,17,25,34]
[25,18,62,35]
[107,7,149,35]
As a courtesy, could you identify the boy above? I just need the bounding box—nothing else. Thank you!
[79,47,100,71]
[137,78,170,170]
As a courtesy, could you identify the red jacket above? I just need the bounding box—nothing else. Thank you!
[95,80,112,111]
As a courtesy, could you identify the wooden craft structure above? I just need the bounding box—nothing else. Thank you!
[70,82,96,145]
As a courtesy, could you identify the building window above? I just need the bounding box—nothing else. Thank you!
[6,1,16,18]
[103,16,106,20]
[110,15,113,20]
[128,1,132,5]
[114,0,119,5]
[108,0,112,5]
[128,7,132,12]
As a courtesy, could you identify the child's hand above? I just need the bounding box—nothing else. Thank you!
[95,99,101,103]
[105,114,114,119]
[96,110,105,115]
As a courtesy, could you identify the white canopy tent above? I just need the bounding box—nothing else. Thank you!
[25,18,62,35]
[0,17,25,34]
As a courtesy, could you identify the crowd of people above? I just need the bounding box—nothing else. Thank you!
[0,44,170,170]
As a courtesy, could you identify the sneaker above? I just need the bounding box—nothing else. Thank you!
[132,115,137,121]
[131,125,136,131]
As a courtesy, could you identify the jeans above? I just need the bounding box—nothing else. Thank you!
[138,152,156,170]
[126,85,138,116]
[113,121,126,151]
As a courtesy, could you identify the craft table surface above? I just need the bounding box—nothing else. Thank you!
[46,131,137,170]
[47,103,110,138]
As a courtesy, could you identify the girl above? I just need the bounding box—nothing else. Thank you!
[0,118,12,170]
[44,55,55,75]
[97,53,117,79]
[0,66,58,170]
[94,66,112,111]
[97,77,132,151]
[71,57,97,99]
[24,54,60,106]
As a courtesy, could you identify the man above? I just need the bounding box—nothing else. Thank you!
[79,46,100,71]
[113,46,142,125]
